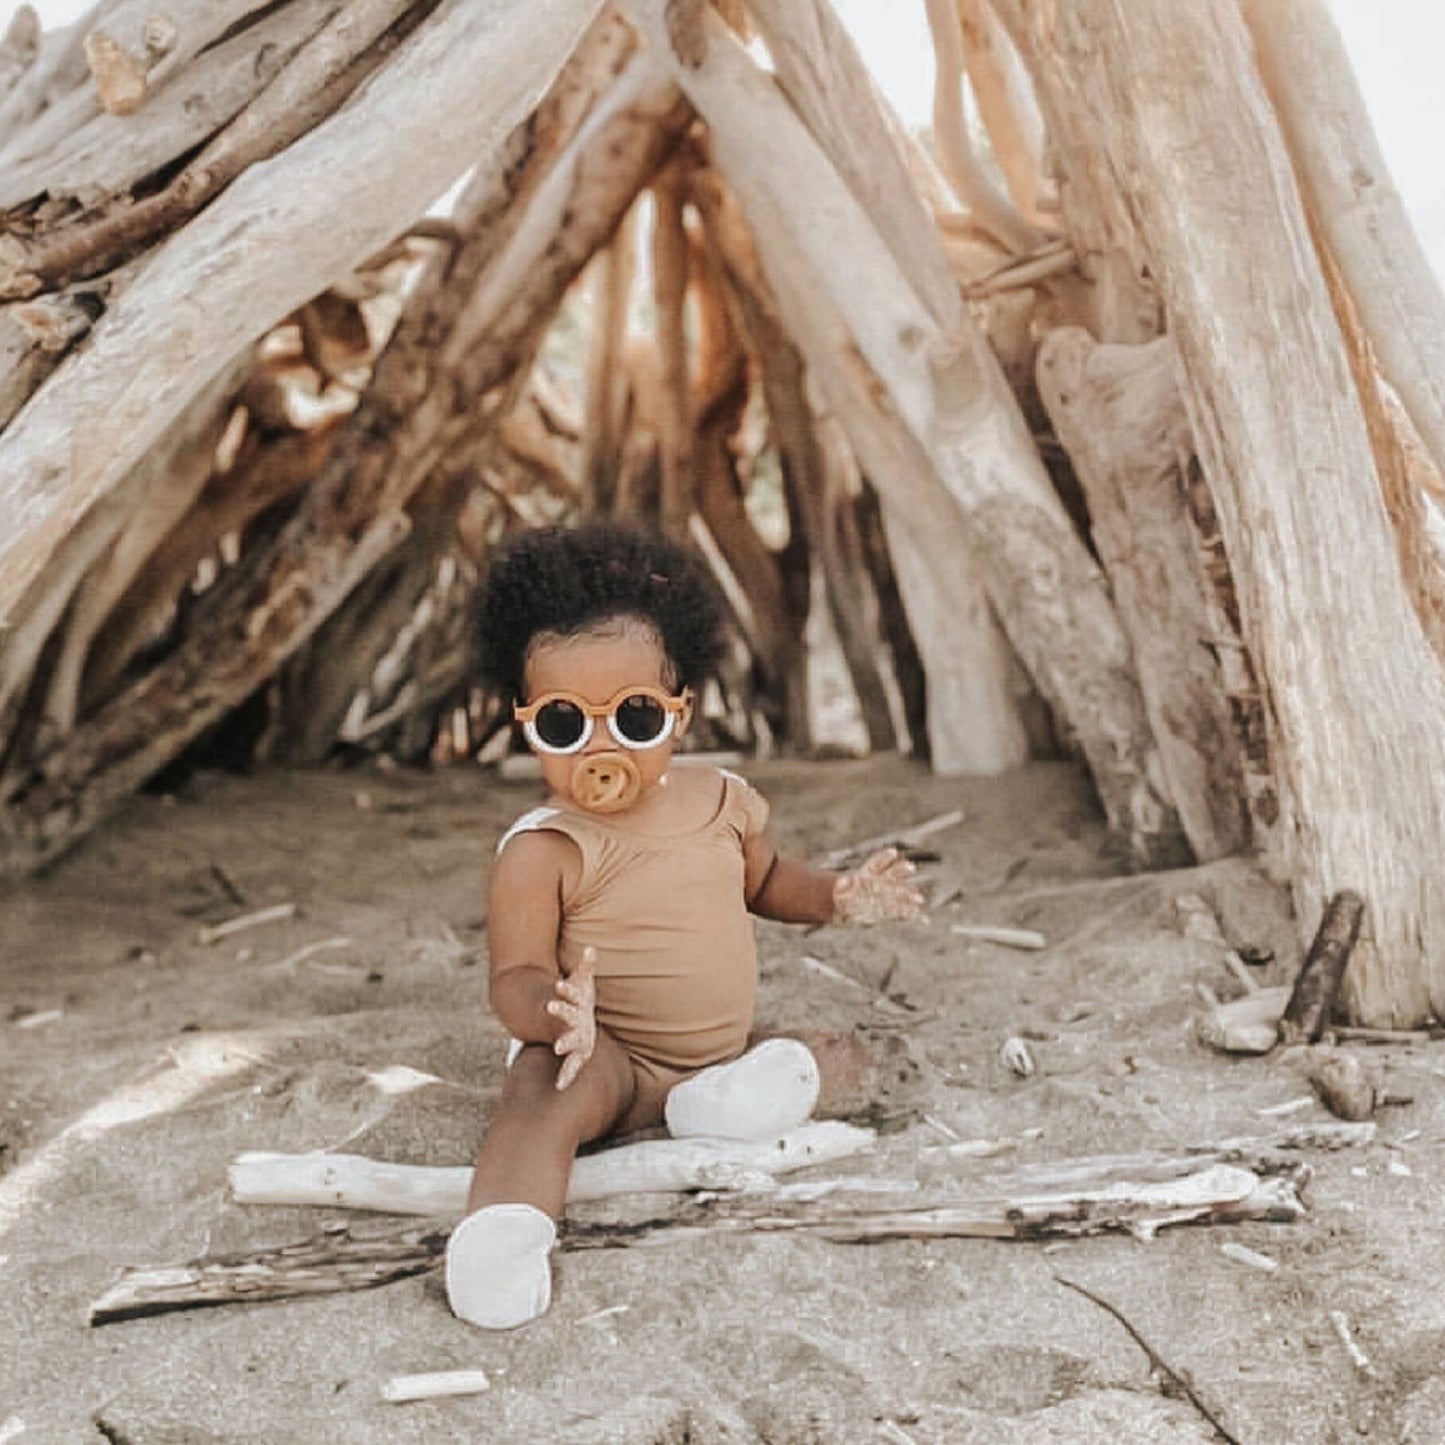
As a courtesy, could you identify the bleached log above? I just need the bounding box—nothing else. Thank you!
[1006,0,1445,1024]
[565,1163,1304,1247]
[1243,0,1445,490]
[0,11,90,152]
[0,358,245,749]
[956,0,1047,221]
[0,6,40,102]
[229,1123,877,1215]
[744,0,961,327]
[1036,327,1249,862]
[0,0,344,212]
[0,0,604,628]
[0,33,688,875]
[921,0,1041,254]
[641,1,1186,865]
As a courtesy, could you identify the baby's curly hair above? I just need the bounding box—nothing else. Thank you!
[477,521,728,700]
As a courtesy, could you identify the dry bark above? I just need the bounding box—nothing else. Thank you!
[1006,0,1445,1024]
[1036,327,1249,862]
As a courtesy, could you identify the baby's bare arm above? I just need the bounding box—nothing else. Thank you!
[745,835,924,926]
[487,831,577,1045]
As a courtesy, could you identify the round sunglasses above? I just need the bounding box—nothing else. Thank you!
[513,686,693,755]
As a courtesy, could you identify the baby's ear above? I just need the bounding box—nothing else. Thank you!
[677,686,695,736]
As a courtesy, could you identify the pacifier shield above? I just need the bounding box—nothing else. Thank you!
[569,752,641,813]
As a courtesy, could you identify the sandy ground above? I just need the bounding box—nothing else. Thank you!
[2,754,1443,1444]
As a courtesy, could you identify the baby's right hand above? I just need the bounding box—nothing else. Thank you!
[546,946,597,1091]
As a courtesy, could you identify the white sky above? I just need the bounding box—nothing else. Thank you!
[11,0,1445,279]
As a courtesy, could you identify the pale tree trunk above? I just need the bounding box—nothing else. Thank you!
[1011,0,1445,1025]
[639,0,1188,867]
[0,0,604,627]
[1242,0,1445,489]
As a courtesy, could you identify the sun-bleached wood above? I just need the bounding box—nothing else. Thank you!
[1012,0,1445,1024]
[228,1122,878,1214]
[638,0,1186,864]
[0,0,604,630]
[922,0,1041,255]
[0,35,688,874]
[1036,327,1249,862]
[955,0,1046,221]
[1243,0,1445,491]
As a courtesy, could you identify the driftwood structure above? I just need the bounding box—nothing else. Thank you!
[3,0,1445,1026]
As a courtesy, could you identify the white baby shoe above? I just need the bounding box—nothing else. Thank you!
[664,1037,821,1140]
[445,1202,556,1330]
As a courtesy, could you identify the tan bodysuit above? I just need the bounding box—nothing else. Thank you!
[498,769,769,1115]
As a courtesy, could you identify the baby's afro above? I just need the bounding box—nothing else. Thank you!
[477,521,728,700]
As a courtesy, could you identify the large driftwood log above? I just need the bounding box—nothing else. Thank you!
[1006,0,1445,1024]
[0,0,604,629]
[0,42,691,875]
[1036,327,1249,862]
[646,0,1188,866]
[1242,0,1445,490]
[92,1157,1303,1324]
[229,1122,878,1215]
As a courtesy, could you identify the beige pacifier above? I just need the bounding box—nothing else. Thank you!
[569,751,642,813]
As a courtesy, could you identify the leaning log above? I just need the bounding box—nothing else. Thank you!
[0,44,691,875]
[1278,891,1366,1046]
[1036,327,1249,862]
[1002,0,1445,1024]
[641,0,1188,866]
[0,0,604,628]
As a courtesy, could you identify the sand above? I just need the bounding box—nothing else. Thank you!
[2,755,1442,1443]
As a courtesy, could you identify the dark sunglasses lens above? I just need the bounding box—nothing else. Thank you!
[534,700,586,749]
[614,694,668,744]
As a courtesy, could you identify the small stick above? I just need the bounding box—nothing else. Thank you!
[1329,1310,1378,1379]
[197,903,297,945]
[951,923,1046,950]
[818,809,965,869]
[208,863,248,908]
[1332,1026,1433,1044]
[381,1370,490,1403]
[1221,951,1261,995]
[1277,891,1365,1045]
[263,937,353,973]
[1055,1277,1243,1445]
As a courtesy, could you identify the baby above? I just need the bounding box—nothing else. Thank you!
[447,521,923,1329]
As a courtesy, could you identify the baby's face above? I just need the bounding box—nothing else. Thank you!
[521,624,689,813]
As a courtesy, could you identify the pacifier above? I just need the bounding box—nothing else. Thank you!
[568,751,642,813]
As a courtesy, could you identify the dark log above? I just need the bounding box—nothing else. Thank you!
[1278,891,1367,1045]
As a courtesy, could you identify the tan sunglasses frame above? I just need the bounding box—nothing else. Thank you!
[513,685,693,753]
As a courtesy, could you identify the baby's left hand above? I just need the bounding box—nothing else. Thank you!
[833,848,926,925]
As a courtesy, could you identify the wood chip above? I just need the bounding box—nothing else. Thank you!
[197,902,297,944]
[1219,1241,1279,1271]
[381,1369,491,1403]
[951,923,1046,950]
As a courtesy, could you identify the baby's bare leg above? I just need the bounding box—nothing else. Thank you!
[466,1027,636,1218]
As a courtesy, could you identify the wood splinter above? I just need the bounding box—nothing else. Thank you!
[1278,891,1366,1045]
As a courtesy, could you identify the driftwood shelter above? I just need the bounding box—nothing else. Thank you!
[4,0,1445,1035]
